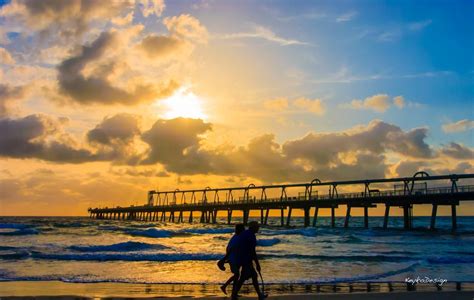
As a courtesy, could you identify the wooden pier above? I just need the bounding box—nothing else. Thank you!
[89,172,474,230]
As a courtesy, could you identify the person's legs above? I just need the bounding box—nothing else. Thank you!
[231,276,245,300]
[221,273,238,294]
[232,265,251,300]
[249,268,264,298]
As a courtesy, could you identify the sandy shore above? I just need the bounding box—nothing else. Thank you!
[1,281,473,299]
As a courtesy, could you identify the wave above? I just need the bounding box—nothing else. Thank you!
[0,246,17,251]
[126,228,174,238]
[0,223,31,229]
[97,225,126,232]
[262,253,416,263]
[446,251,474,256]
[181,227,234,235]
[315,263,420,283]
[0,228,39,236]
[69,241,168,252]
[318,235,365,244]
[257,238,281,247]
[427,256,474,264]
[129,223,163,228]
[261,228,317,237]
[29,251,221,262]
[0,251,30,260]
[52,222,87,228]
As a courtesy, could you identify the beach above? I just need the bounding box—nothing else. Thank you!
[1,281,474,299]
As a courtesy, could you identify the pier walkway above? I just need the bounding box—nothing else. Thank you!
[89,172,474,230]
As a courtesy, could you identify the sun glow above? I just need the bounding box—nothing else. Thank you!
[159,87,207,120]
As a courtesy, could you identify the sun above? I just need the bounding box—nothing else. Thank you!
[158,87,208,120]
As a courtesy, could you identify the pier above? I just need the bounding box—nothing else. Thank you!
[89,172,474,230]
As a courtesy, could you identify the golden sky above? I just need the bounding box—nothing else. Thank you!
[0,0,473,216]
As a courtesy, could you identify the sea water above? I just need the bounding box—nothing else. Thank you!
[0,216,473,284]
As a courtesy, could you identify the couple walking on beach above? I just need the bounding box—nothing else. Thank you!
[217,221,267,300]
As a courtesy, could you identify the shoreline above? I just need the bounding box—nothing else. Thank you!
[1,281,474,298]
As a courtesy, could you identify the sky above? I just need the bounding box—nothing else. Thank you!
[0,0,473,216]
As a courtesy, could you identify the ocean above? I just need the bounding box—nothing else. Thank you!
[0,216,473,285]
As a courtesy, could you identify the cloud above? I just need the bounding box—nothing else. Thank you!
[163,14,209,44]
[57,30,179,105]
[312,67,453,85]
[263,97,325,116]
[138,0,165,17]
[0,27,9,44]
[394,160,473,177]
[138,119,433,181]
[393,95,405,109]
[283,120,433,163]
[408,20,432,31]
[138,34,191,60]
[138,14,209,62]
[220,25,309,46]
[0,0,134,41]
[215,134,312,182]
[263,98,289,111]
[87,113,140,145]
[377,20,432,43]
[440,142,474,159]
[140,118,213,170]
[336,11,357,23]
[0,84,27,117]
[293,97,325,115]
[347,94,391,113]
[0,114,95,162]
[276,12,326,22]
[442,119,474,133]
[377,30,402,42]
[111,12,134,26]
[342,94,413,113]
[0,47,15,64]
[0,113,444,182]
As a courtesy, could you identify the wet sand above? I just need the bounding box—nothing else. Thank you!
[1,281,474,299]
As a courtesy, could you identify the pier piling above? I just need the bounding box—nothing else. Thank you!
[344,206,351,228]
[312,207,319,227]
[451,204,457,231]
[383,205,390,228]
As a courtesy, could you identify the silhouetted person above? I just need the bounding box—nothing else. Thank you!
[217,223,245,295]
[231,221,265,300]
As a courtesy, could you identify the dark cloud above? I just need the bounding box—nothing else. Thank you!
[0,115,463,182]
[212,134,311,182]
[140,118,212,170]
[395,160,473,177]
[440,142,474,159]
[87,113,140,145]
[209,135,386,182]
[0,0,134,41]
[138,14,208,60]
[282,120,433,165]
[57,31,178,105]
[133,119,433,182]
[0,114,51,158]
[394,161,427,177]
[0,84,27,117]
[0,114,95,163]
